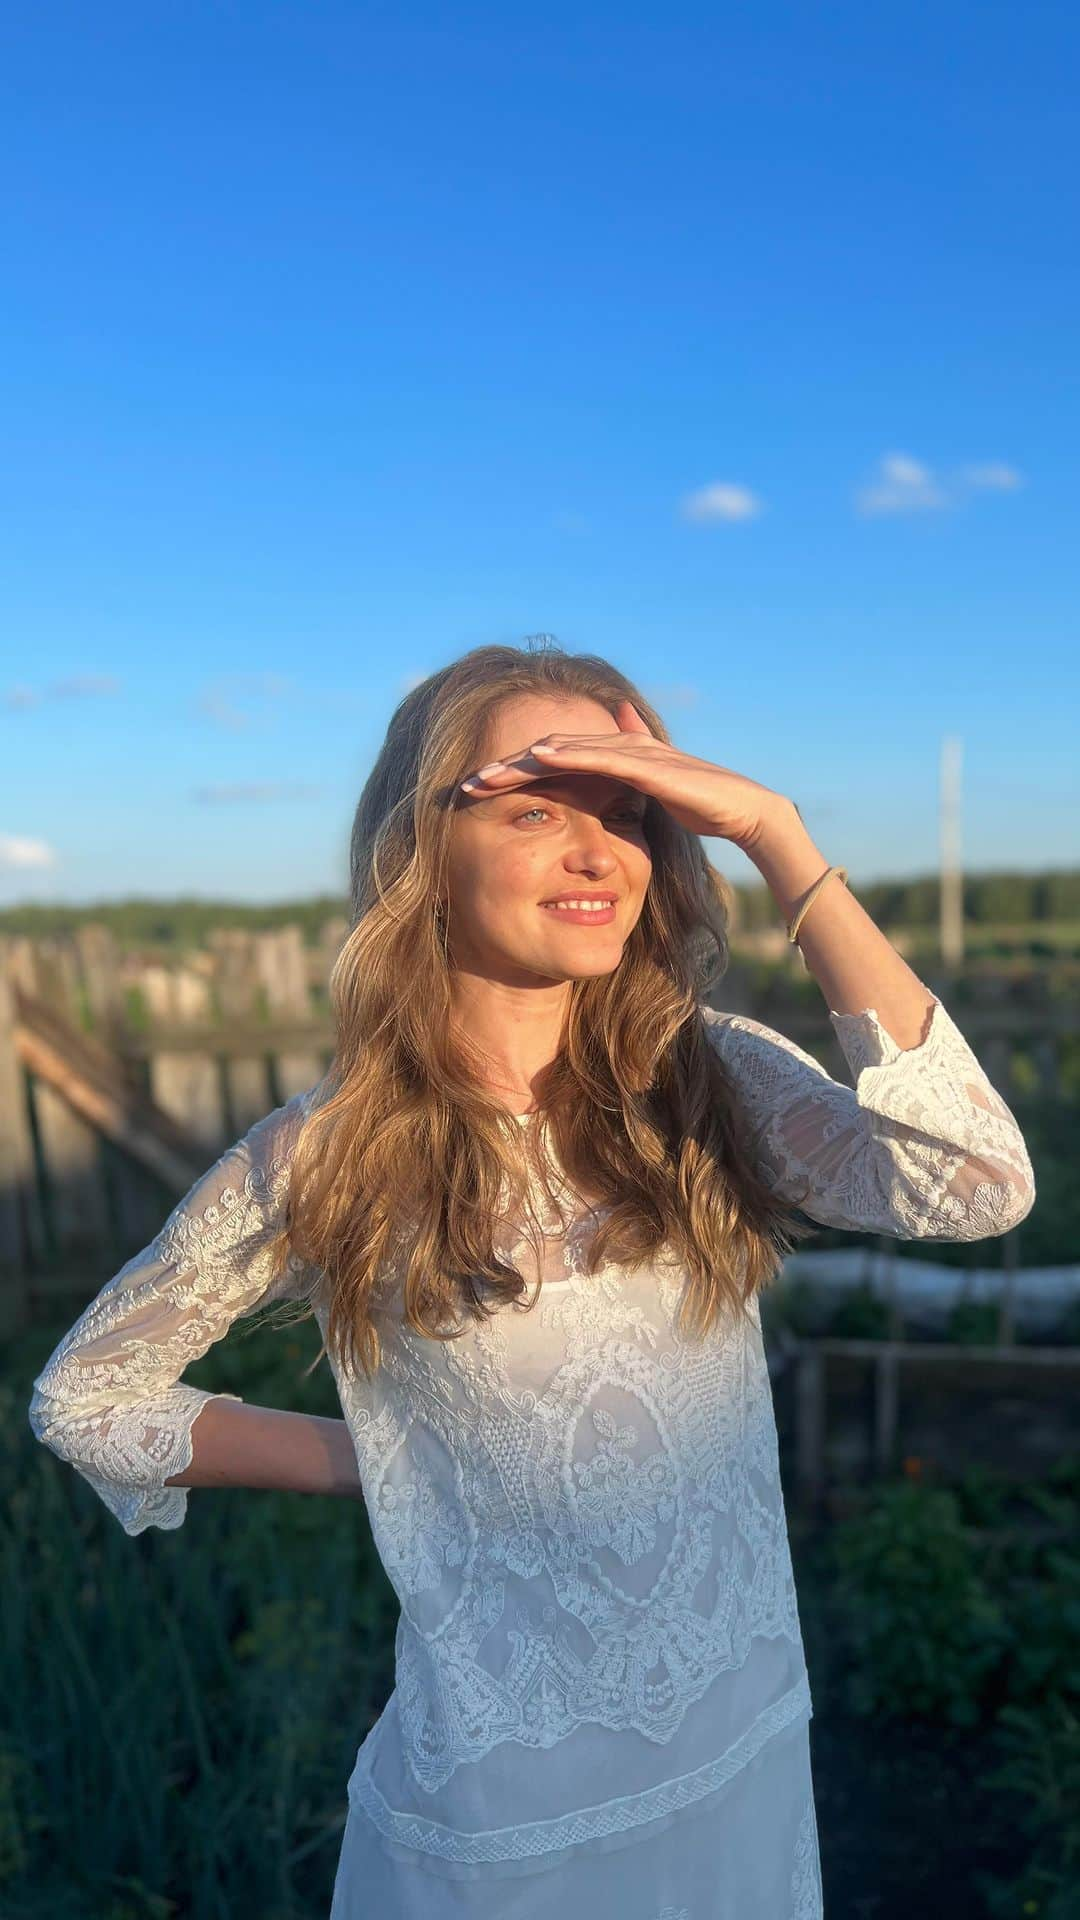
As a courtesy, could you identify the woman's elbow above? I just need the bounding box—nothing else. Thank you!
[914,1173,1037,1244]
[27,1386,90,1467]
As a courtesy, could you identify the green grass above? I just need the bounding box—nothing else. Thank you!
[9,1306,1080,1917]
[4,1314,396,1919]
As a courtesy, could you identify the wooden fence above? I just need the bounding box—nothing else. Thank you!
[777,1335,1080,1512]
[0,922,346,1328]
[1,925,1076,1335]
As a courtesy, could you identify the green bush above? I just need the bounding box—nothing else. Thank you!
[823,1462,1080,1915]
[828,1481,1009,1724]
[945,1300,1002,1346]
[760,1274,827,1338]
[826,1282,890,1340]
[976,1698,1080,1920]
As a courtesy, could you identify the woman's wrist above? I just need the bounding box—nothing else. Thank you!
[742,798,834,926]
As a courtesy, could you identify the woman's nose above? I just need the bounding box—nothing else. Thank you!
[564,835,619,875]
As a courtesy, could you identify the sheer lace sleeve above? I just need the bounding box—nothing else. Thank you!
[27,1087,318,1536]
[701,993,1036,1242]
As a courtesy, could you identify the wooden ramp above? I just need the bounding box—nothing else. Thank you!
[1,962,212,1325]
[13,982,208,1192]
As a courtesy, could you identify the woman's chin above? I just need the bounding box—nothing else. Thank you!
[534,941,624,982]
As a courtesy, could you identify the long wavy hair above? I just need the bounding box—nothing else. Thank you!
[267,639,816,1383]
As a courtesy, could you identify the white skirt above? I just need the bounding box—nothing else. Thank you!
[329,1709,822,1918]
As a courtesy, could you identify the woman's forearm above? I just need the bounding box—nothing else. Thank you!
[165,1397,365,1501]
[747,797,937,1052]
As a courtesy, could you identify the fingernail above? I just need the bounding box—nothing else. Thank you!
[475,761,505,777]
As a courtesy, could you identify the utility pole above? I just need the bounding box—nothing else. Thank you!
[940,734,964,969]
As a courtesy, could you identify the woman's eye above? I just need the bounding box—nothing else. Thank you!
[513,804,646,827]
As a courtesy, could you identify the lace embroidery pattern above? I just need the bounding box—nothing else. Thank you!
[572,1402,679,1564]
[702,997,1035,1241]
[789,1787,824,1918]
[26,992,1033,1873]
[349,1670,812,1864]
[354,1254,803,1794]
[28,992,1034,1546]
[27,1102,310,1535]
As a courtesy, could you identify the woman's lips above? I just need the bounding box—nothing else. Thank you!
[539,902,617,925]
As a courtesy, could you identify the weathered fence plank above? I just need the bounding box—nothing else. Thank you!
[255,928,325,1099]
[3,929,1076,1312]
[145,964,226,1148]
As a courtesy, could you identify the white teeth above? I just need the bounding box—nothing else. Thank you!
[543,900,613,911]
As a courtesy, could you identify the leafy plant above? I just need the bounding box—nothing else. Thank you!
[976,1697,1080,1920]
[760,1275,827,1338]
[945,1300,1002,1346]
[827,1481,1010,1723]
[826,1282,890,1340]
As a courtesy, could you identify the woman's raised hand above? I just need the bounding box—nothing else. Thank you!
[459,698,792,852]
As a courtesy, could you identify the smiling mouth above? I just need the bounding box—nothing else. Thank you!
[539,898,618,922]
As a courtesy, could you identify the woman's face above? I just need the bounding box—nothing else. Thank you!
[444,694,653,985]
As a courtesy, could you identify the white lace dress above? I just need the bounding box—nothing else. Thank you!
[28,993,1036,1919]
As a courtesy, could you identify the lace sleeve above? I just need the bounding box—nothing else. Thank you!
[27,1087,318,1536]
[701,994,1036,1243]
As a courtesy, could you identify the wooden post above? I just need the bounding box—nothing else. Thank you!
[33,937,84,1027]
[256,927,324,1100]
[0,940,46,1329]
[317,915,349,997]
[209,929,273,1130]
[880,1236,904,1342]
[873,1347,900,1475]
[144,963,225,1148]
[10,931,111,1265]
[74,922,123,1036]
[29,1076,110,1263]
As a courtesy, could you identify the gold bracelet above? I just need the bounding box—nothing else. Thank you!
[787,865,849,945]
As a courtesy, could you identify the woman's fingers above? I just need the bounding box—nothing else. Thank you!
[460,734,629,790]
[459,702,657,789]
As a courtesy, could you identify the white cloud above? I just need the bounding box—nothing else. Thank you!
[960,462,1025,492]
[49,674,122,698]
[196,673,295,730]
[0,835,57,870]
[856,451,1027,516]
[680,482,763,524]
[192,782,321,804]
[4,675,120,709]
[855,453,949,516]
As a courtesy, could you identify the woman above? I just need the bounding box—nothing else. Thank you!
[29,640,1036,1917]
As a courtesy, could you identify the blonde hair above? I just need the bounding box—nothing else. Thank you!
[267,639,816,1382]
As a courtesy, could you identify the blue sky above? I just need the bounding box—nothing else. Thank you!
[2,2,1077,906]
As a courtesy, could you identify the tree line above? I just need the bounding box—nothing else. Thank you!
[0,869,1078,949]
